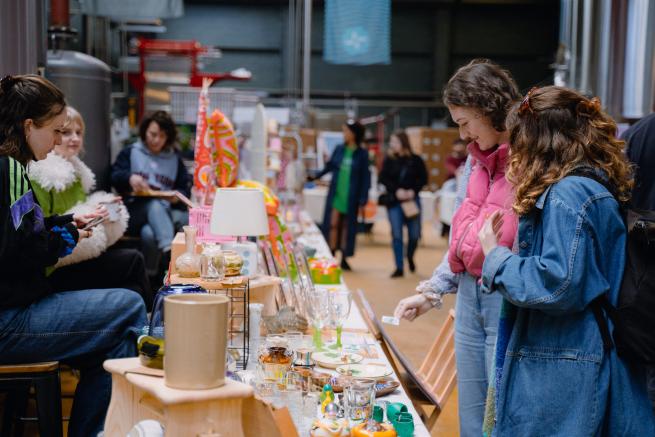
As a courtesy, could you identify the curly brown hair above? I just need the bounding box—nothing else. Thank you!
[443,59,520,132]
[506,86,633,215]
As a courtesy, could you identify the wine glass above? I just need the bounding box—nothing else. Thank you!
[329,290,352,349]
[305,288,330,351]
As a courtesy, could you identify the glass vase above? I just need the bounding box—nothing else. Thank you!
[200,244,225,281]
[175,226,201,277]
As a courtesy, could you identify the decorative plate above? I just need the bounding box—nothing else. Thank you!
[312,351,364,369]
[374,377,401,397]
[335,363,393,379]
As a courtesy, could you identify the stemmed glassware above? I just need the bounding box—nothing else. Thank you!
[328,290,352,350]
[286,241,330,350]
[284,241,315,320]
[304,287,330,351]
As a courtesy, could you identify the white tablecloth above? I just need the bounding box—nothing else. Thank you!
[296,211,431,437]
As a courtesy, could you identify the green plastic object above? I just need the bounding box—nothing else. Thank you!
[372,405,384,423]
[386,402,407,423]
[393,412,414,437]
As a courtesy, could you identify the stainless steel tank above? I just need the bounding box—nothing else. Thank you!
[46,50,112,190]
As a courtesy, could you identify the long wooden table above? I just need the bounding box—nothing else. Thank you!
[139,212,431,436]
[296,211,431,437]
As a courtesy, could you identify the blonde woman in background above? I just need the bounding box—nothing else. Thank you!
[29,106,152,309]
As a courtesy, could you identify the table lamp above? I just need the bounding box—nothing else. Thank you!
[210,188,270,276]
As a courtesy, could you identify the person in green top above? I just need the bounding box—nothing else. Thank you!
[28,106,152,309]
[310,121,371,270]
[332,145,354,214]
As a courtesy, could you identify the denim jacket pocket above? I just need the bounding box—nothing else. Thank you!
[500,346,602,435]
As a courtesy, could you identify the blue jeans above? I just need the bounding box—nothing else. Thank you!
[0,289,147,437]
[128,199,188,276]
[454,273,502,437]
[648,366,655,414]
[387,202,421,271]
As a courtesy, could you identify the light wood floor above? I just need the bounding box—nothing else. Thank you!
[344,219,460,436]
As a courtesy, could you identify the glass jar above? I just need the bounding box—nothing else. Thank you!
[223,250,244,276]
[343,379,376,424]
[258,336,293,386]
[200,244,225,281]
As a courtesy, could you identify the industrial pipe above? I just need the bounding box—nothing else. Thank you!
[50,0,69,29]
[302,0,312,107]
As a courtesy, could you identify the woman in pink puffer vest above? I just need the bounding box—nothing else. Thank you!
[448,142,516,276]
[394,59,520,437]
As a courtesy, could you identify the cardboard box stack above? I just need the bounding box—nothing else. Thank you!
[281,128,320,174]
[280,128,318,155]
[406,127,461,191]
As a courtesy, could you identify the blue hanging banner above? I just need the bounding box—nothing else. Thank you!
[324,0,391,65]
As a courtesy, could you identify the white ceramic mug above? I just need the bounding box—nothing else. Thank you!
[164,294,230,389]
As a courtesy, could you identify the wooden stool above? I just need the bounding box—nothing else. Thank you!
[0,361,63,437]
[104,358,255,437]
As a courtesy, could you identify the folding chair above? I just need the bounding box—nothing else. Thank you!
[359,290,457,430]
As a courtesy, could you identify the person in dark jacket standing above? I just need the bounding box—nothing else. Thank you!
[111,111,191,279]
[0,74,147,437]
[622,112,655,413]
[312,121,371,270]
[379,130,428,277]
[623,113,655,210]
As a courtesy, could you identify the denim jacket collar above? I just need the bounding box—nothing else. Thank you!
[535,166,608,210]
[535,186,553,210]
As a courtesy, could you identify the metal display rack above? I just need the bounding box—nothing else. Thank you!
[170,275,250,370]
[209,278,250,371]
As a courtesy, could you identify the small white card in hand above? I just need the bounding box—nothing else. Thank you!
[381,316,400,326]
[105,203,121,222]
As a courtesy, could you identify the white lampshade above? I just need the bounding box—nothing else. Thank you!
[210,188,269,236]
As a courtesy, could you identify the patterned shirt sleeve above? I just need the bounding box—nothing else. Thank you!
[416,155,474,299]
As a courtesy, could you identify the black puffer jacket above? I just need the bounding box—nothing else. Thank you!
[379,154,428,207]
[622,113,655,210]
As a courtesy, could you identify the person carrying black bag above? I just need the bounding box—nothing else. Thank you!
[622,112,655,414]
[379,130,427,278]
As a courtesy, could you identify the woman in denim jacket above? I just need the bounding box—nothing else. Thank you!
[394,59,520,437]
[478,86,655,436]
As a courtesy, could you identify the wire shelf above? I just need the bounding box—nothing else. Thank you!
[204,279,250,370]
[169,85,260,124]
